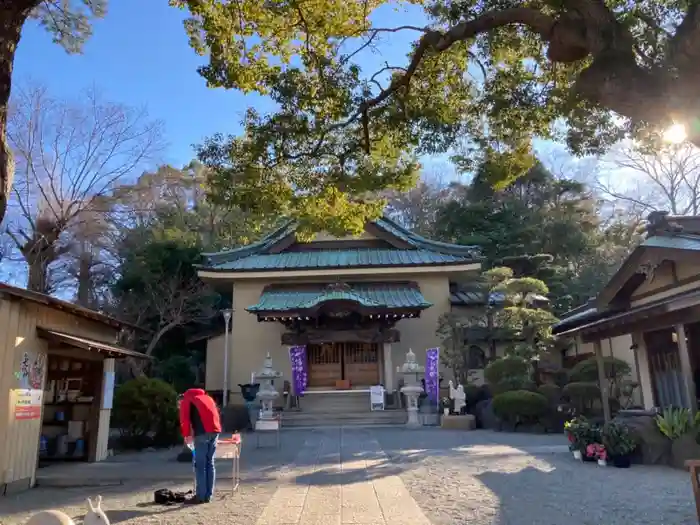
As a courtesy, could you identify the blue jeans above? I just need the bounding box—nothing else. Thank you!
[194,432,218,501]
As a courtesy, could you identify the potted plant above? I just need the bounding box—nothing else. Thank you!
[602,421,637,468]
[586,443,607,466]
[440,397,451,416]
[564,417,590,460]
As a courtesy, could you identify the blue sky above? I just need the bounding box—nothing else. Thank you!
[15,0,433,170]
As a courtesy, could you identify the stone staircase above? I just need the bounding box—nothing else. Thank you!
[281,391,407,428]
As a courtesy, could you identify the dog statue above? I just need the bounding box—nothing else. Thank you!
[25,496,109,525]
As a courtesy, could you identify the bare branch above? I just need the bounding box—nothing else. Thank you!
[5,81,165,293]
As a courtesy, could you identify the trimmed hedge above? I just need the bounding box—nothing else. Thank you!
[562,381,601,414]
[112,377,180,449]
[492,390,549,425]
[485,356,531,394]
[568,356,631,383]
[537,384,562,404]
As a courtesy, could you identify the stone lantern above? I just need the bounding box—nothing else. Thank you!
[254,352,282,425]
[398,348,425,427]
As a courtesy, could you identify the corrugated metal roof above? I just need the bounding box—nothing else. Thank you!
[210,249,471,271]
[450,291,505,305]
[552,307,598,332]
[36,328,152,360]
[247,283,433,312]
[643,234,700,251]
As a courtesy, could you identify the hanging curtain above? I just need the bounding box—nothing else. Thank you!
[425,348,440,403]
[289,346,308,396]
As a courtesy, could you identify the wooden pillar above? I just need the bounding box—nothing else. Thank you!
[630,334,645,409]
[95,358,115,462]
[676,324,697,413]
[594,339,611,423]
[383,343,394,392]
[686,460,700,523]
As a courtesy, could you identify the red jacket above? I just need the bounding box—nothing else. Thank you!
[179,388,222,438]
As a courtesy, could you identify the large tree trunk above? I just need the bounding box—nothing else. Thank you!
[26,255,50,293]
[76,252,92,306]
[0,2,38,227]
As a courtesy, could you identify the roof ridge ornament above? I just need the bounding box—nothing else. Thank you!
[647,210,684,235]
[326,282,351,292]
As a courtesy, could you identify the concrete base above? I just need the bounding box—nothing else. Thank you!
[441,414,476,430]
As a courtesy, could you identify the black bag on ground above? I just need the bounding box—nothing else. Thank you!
[153,488,192,505]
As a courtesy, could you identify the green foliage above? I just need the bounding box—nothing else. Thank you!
[601,421,638,457]
[655,406,700,440]
[435,163,625,315]
[153,355,197,394]
[30,1,107,53]
[492,390,549,425]
[484,356,532,394]
[112,227,220,356]
[170,0,698,233]
[537,384,562,405]
[565,416,600,451]
[112,377,180,449]
[569,356,632,383]
[562,381,601,414]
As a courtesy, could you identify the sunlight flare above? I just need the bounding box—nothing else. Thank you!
[663,123,687,144]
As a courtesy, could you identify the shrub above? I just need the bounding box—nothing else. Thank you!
[492,390,549,426]
[463,384,479,407]
[562,381,601,414]
[485,356,531,394]
[485,356,530,384]
[601,421,638,457]
[568,356,631,383]
[655,406,700,439]
[537,384,562,405]
[112,377,180,449]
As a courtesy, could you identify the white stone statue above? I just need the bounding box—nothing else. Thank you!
[450,382,466,414]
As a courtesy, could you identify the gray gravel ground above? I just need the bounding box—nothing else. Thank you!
[373,428,697,525]
[0,428,696,525]
[0,430,316,525]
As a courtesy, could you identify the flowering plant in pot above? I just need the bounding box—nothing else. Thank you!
[586,443,607,466]
[601,421,637,468]
[564,417,591,460]
[440,397,451,416]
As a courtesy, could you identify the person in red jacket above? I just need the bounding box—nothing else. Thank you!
[179,388,222,504]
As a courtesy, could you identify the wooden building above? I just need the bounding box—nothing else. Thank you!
[0,283,147,496]
[197,216,484,409]
[554,212,700,414]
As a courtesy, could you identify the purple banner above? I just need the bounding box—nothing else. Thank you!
[425,348,440,402]
[289,345,308,395]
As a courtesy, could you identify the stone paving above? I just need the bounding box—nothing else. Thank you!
[257,428,431,525]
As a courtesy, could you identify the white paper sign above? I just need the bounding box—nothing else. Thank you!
[370,386,385,411]
[102,371,115,410]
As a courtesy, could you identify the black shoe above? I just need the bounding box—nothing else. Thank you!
[204,498,212,503]
[184,497,203,505]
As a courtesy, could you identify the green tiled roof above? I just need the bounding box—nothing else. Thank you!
[199,215,481,272]
[210,249,470,271]
[643,234,700,252]
[247,283,433,313]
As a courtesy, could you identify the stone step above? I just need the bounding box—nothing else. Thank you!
[281,410,406,428]
[300,393,371,413]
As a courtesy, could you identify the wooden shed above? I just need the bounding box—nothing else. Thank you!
[0,283,148,496]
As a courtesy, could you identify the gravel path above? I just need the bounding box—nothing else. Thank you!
[373,428,696,525]
[0,428,695,525]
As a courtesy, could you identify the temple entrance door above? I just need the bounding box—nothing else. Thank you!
[342,342,380,386]
[307,343,342,387]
